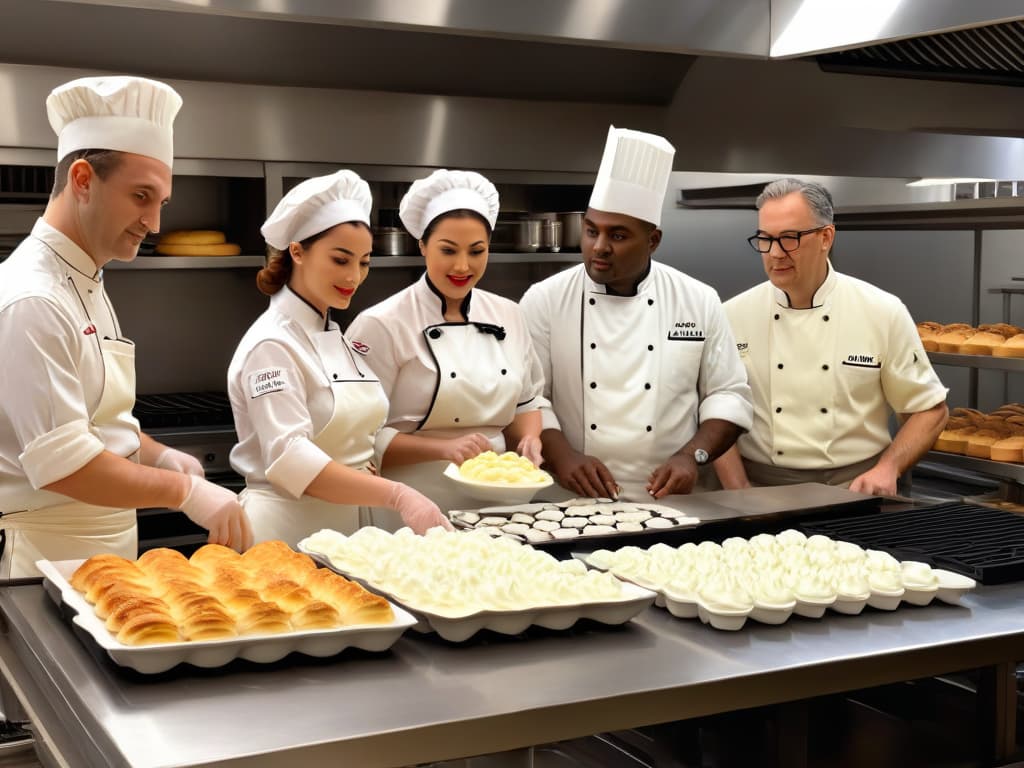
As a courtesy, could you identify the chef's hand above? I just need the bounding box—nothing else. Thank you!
[848,464,899,497]
[388,482,453,534]
[179,475,254,552]
[647,453,699,499]
[444,433,492,465]
[548,449,618,500]
[155,447,205,477]
[517,435,544,467]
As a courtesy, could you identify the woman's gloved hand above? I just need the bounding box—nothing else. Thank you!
[387,482,453,534]
[155,447,205,477]
[179,475,254,551]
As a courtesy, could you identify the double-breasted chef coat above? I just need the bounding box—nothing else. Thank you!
[520,261,754,501]
[228,285,388,547]
[346,275,548,519]
[0,219,139,578]
[724,261,947,485]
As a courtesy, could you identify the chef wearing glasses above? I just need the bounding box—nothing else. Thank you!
[714,178,948,495]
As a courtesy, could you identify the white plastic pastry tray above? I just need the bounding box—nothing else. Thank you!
[579,555,976,632]
[37,559,417,674]
[298,544,656,642]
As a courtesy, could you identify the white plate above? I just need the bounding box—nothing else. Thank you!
[37,559,417,674]
[934,569,977,604]
[442,463,553,505]
[299,545,655,643]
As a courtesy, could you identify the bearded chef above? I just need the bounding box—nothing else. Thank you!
[347,170,548,519]
[0,76,252,578]
[520,126,753,501]
[713,178,948,494]
[227,170,451,546]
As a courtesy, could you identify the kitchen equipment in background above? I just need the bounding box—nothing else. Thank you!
[373,226,417,256]
[540,219,562,252]
[492,217,542,252]
[132,392,241,554]
[558,211,584,251]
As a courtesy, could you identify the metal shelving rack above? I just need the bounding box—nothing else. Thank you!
[106,252,583,270]
[925,349,1024,488]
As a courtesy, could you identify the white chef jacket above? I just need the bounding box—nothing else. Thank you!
[724,262,948,470]
[346,275,548,460]
[520,261,753,494]
[228,285,383,499]
[0,219,140,512]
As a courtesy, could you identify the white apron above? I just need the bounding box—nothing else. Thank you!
[375,322,519,523]
[0,337,138,579]
[241,329,386,547]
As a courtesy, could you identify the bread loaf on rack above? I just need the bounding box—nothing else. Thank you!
[933,406,1024,463]
[69,541,394,646]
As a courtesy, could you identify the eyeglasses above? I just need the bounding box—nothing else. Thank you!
[747,225,829,254]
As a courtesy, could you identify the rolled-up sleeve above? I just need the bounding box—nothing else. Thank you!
[240,341,332,499]
[882,302,948,414]
[0,297,106,488]
[697,295,754,431]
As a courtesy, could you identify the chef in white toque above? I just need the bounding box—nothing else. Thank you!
[0,75,252,578]
[228,170,451,546]
[520,126,753,501]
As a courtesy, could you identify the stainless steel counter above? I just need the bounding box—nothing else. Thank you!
[0,577,1021,768]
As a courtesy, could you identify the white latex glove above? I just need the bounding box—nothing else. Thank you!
[155,447,205,477]
[387,482,453,534]
[179,475,254,552]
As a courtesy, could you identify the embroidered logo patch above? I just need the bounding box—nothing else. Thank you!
[842,353,881,369]
[249,368,289,398]
[351,340,370,356]
[736,341,749,357]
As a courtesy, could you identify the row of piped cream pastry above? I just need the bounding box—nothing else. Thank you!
[585,529,976,630]
[302,527,627,616]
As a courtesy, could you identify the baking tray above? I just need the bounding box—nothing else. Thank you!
[577,551,976,632]
[297,542,656,643]
[37,559,417,674]
[800,502,1024,584]
[448,500,700,547]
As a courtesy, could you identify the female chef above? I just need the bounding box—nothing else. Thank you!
[346,169,548,519]
[227,170,451,546]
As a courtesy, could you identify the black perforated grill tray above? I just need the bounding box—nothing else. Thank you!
[801,502,1024,584]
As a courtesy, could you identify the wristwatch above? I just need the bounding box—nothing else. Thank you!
[693,448,710,465]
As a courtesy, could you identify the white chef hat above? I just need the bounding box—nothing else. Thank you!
[46,76,183,169]
[399,169,500,240]
[261,170,372,250]
[588,125,675,227]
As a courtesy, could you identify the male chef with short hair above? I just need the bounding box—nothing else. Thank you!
[0,75,252,578]
[713,177,948,494]
[520,126,753,501]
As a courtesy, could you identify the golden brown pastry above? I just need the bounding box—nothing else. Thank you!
[289,601,343,631]
[115,612,181,646]
[994,334,1024,358]
[104,596,172,633]
[958,331,1007,355]
[991,435,1024,463]
[965,427,1010,459]
[916,321,943,352]
[189,544,242,574]
[235,601,292,636]
[302,568,394,624]
[935,325,975,353]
